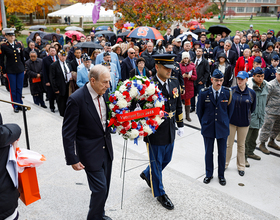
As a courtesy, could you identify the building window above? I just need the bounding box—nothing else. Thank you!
[237,7,245,13]
[238,0,245,2]
[246,7,253,12]
[228,0,236,2]
[254,7,261,13]
[247,0,254,2]
[228,7,236,12]
[270,0,276,2]
[255,0,262,2]
[263,0,269,2]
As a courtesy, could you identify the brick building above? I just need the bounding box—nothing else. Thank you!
[214,0,280,16]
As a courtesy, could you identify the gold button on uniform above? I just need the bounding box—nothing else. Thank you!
[103,146,105,149]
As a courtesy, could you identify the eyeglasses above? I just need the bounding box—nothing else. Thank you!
[130,52,135,54]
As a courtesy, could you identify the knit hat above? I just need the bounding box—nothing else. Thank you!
[182,52,190,60]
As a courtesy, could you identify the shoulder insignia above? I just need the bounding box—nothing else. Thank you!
[170,76,177,80]
[201,87,210,92]
[228,89,232,105]
[223,87,231,91]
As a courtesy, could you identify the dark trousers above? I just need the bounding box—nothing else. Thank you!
[85,149,112,220]
[245,128,259,158]
[191,84,204,110]
[46,86,55,110]
[143,142,174,197]
[56,94,68,117]
[203,137,227,179]
[32,93,45,106]
[6,72,24,108]
[23,72,28,87]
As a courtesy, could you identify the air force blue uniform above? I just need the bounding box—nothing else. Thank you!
[197,84,234,179]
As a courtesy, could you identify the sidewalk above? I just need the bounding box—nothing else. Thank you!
[0,85,279,219]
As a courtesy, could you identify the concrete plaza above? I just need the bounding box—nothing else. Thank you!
[0,85,279,220]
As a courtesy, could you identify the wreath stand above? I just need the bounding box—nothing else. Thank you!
[119,137,163,209]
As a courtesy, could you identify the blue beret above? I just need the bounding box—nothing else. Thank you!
[253,67,263,75]
[272,55,279,61]
[212,69,224,79]
[237,71,249,79]
[254,56,262,64]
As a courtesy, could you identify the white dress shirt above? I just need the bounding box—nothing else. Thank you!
[87,83,106,131]
[156,74,169,93]
[59,60,70,82]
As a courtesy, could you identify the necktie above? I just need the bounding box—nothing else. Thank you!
[63,62,68,82]
[162,82,169,96]
[236,44,240,56]
[97,95,102,119]
[52,56,55,62]
[78,59,81,65]
[195,59,199,66]
[216,91,219,103]
[131,59,135,69]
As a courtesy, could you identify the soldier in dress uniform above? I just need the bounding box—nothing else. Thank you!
[0,28,25,113]
[197,69,235,186]
[140,54,184,210]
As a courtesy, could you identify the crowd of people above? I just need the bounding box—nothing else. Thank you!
[0,23,280,219]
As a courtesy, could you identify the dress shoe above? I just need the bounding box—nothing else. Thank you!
[102,215,112,220]
[17,106,22,111]
[14,107,19,113]
[268,139,280,150]
[259,142,270,155]
[41,104,47,109]
[140,172,151,188]
[51,109,55,113]
[219,177,226,186]
[245,159,250,168]
[247,154,261,160]
[157,194,174,210]
[203,176,213,184]
[238,170,245,176]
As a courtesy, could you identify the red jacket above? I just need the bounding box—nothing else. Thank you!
[179,62,197,100]
[248,56,266,71]
[235,56,249,76]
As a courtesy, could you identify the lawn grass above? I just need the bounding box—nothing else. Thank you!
[203,17,280,35]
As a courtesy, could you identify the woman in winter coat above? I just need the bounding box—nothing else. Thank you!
[235,48,251,76]
[179,51,197,121]
[154,39,166,54]
[211,53,232,87]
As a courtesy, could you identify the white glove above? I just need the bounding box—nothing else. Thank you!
[177,127,184,137]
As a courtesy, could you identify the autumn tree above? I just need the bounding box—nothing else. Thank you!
[78,0,212,30]
[211,0,227,23]
[4,0,58,24]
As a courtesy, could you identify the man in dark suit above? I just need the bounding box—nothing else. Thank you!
[197,69,234,186]
[70,48,82,72]
[190,47,210,112]
[163,28,174,47]
[260,33,268,51]
[62,65,113,220]
[50,49,72,117]
[230,35,241,58]
[121,48,136,80]
[239,36,250,56]
[42,46,58,112]
[173,24,181,38]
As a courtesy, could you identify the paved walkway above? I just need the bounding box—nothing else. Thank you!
[0,85,279,219]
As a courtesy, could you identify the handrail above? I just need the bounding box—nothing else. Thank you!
[0,99,31,149]
[0,99,31,110]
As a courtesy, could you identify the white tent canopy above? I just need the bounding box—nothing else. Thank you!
[47,3,114,22]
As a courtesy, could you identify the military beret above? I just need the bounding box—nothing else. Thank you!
[254,56,262,63]
[212,69,224,79]
[236,71,249,79]
[253,67,263,75]
[272,55,279,61]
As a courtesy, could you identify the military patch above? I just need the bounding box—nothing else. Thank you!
[178,113,183,121]
[221,100,228,102]
[172,87,179,98]
[16,47,21,53]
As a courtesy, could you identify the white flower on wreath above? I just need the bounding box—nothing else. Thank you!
[123,79,130,85]
[119,85,127,93]
[155,115,164,126]
[152,95,158,101]
[128,129,139,140]
[112,112,116,117]
[117,99,128,109]
[143,125,153,135]
[109,103,115,110]
[129,86,138,98]
[154,100,164,108]
[146,84,155,96]
[115,91,124,99]
[135,75,142,80]
[116,126,123,133]
[146,103,154,108]
[137,80,142,85]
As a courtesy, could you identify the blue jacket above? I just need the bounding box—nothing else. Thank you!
[109,62,119,92]
[264,65,277,82]
[230,86,256,127]
[77,64,94,88]
[197,86,235,139]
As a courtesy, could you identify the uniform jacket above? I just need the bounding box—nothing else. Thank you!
[230,86,256,127]
[197,86,235,139]
[179,62,197,100]
[247,77,269,129]
[0,41,25,74]
[25,58,45,96]
[163,35,174,46]
[265,78,280,115]
[42,55,58,84]
[171,61,184,93]
[248,56,266,71]
[76,64,94,88]
[121,56,136,80]
[144,76,183,145]
[264,65,277,82]
[50,60,72,96]
[193,57,210,86]
[262,50,278,67]
[211,61,233,87]
[62,85,113,171]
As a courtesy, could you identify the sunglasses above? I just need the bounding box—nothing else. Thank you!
[130,52,135,54]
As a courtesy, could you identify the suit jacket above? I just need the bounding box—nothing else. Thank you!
[50,60,72,96]
[197,86,235,139]
[193,57,210,85]
[42,55,58,84]
[121,57,136,80]
[163,35,174,46]
[260,41,268,51]
[173,28,181,38]
[70,58,80,72]
[230,43,242,58]
[62,85,113,171]
[25,58,44,95]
